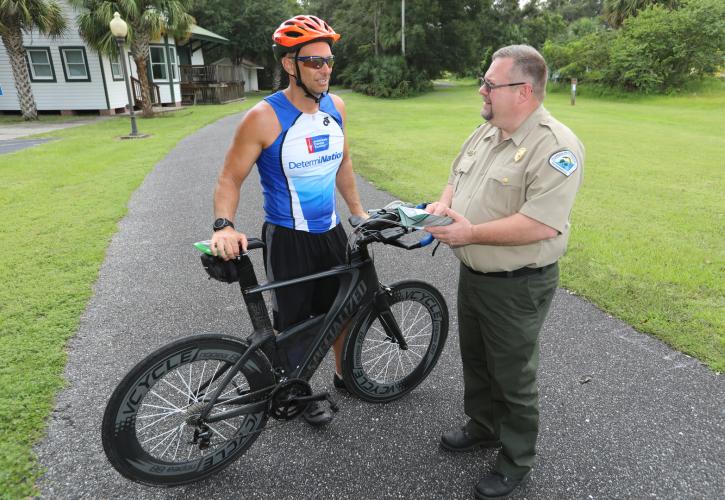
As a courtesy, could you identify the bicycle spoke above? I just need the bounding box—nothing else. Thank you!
[162,377,195,401]
[172,423,185,460]
[147,389,184,413]
[143,425,181,448]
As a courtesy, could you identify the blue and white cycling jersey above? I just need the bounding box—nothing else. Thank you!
[257,91,344,233]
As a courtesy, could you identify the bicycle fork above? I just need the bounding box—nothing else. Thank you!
[374,285,408,350]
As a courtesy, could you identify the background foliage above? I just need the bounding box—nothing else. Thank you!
[189,0,723,96]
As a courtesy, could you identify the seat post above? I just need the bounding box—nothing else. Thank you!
[235,255,273,333]
[234,255,282,368]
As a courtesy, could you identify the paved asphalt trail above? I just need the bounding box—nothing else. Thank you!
[36,111,724,499]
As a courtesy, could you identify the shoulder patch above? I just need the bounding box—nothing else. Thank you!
[549,150,578,176]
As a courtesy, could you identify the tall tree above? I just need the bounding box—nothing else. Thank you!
[603,0,678,27]
[71,0,194,116]
[191,0,298,90]
[547,0,603,22]
[0,0,66,120]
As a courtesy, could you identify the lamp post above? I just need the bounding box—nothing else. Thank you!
[109,12,139,136]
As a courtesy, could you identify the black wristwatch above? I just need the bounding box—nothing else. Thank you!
[213,217,235,232]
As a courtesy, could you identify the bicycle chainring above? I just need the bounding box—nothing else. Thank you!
[269,379,312,420]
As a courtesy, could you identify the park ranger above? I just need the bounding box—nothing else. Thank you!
[425,44,584,499]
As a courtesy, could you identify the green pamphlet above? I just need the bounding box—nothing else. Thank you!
[397,207,453,229]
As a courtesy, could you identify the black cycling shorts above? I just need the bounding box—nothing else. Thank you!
[262,222,347,331]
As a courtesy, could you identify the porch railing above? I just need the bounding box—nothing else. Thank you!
[180,64,245,84]
[180,82,245,105]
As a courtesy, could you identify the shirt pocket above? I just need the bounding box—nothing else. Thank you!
[482,167,524,217]
[453,155,475,194]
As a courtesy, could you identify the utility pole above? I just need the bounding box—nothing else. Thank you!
[401,0,406,56]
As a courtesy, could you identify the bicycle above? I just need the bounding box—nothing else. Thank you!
[101,203,451,487]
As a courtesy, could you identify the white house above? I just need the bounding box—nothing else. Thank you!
[0,0,258,114]
[211,57,264,92]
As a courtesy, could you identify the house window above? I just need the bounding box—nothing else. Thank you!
[167,46,179,81]
[150,46,168,81]
[110,53,123,81]
[26,47,56,82]
[59,47,90,82]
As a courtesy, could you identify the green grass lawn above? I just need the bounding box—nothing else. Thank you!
[2,83,723,498]
[342,81,724,372]
[0,99,262,498]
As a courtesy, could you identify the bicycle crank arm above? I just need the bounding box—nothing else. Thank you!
[291,392,339,412]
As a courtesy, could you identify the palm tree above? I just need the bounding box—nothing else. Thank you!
[603,0,679,28]
[71,0,193,117]
[0,0,66,120]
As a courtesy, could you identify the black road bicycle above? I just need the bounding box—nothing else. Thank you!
[101,204,451,487]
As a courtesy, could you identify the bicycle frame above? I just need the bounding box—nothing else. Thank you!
[198,240,400,423]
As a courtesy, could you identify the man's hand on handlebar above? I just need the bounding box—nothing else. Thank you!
[211,227,248,261]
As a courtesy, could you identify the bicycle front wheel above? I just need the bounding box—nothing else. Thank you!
[101,335,274,487]
[342,280,448,403]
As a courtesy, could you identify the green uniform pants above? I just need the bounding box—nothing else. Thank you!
[458,262,558,479]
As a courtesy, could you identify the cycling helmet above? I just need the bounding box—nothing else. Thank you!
[272,15,340,60]
[272,15,340,103]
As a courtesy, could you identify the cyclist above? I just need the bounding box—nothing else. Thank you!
[210,15,367,426]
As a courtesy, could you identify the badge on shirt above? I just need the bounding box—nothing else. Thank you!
[514,147,527,162]
[549,150,578,176]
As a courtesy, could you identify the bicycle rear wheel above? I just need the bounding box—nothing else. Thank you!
[101,335,274,487]
[342,280,448,403]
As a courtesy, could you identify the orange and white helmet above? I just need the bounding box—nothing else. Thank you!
[272,15,340,60]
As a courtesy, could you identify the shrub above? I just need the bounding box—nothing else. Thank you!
[543,30,614,83]
[607,0,725,92]
[544,0,725,93]
[340,55,433,98]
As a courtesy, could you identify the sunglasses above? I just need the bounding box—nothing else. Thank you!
[294,55,335,69]
[479,77,527,91]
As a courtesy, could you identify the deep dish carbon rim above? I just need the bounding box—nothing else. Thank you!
[343,281,448,403]
[102,337,273,486]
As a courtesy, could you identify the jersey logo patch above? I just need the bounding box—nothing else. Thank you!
[549,150,578,176]
[306,134,330,154]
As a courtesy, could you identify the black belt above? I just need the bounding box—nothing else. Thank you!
[464,262,556,278]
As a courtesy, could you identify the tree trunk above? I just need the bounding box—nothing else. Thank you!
[373,3,381,57]
[272,64,282,91]
[1,24,38,120]
[130,32,154,117]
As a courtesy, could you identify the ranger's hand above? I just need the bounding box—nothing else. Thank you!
[425,201,449,216]
[425,207,474,248]
[211,228,248,261]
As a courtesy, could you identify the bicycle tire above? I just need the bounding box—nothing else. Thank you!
[342,280,448,403]
[101,335,274,487]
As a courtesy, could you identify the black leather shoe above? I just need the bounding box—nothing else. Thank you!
[474,470,531,499]
[440,427,501,452]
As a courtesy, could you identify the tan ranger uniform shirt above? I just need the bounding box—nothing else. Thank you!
[448,105,584,272]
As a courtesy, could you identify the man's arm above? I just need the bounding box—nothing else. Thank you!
[331,94,367,218]
[425,209,558,247]
[211,103,278,259]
